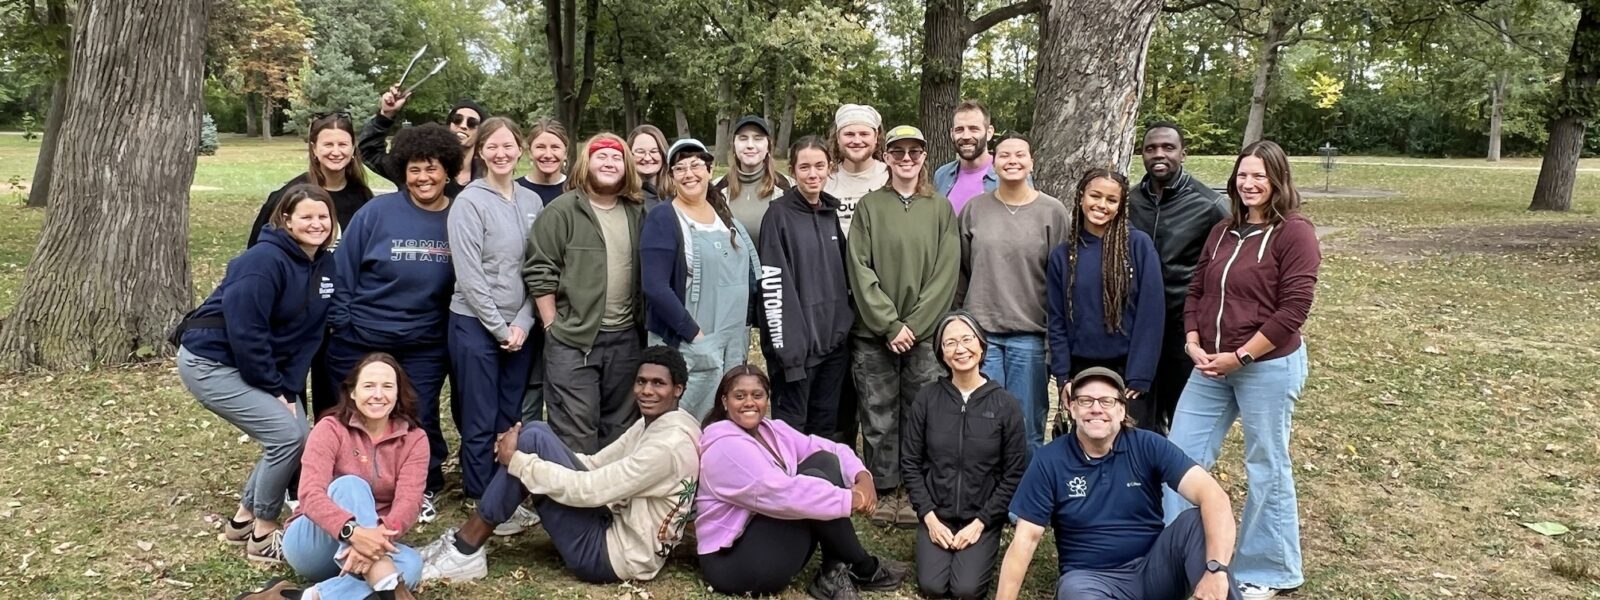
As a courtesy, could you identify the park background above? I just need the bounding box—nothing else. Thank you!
[0,0,1598,598]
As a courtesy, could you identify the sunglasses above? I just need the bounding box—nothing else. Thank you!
[448,113,481,128]
[309,110,352,125]
[886,148,926,160]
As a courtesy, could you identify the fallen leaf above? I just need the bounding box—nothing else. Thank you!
[136,540,153,552]
[1522,521,1570,536]
[1423,345,1444,355]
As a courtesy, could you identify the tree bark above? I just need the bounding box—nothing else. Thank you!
[1487,72,1506,162]
[674,107,691,139]
[714,76,734,163]
[260,95,274,140]
[918,0,1041,168]
[1242,4,1292,148]
[543,0,596,131]
[25,0,72,210]
[244,92,260,137]
[0,0,208,370]
[1032,0,1162,197]
[1530,4,1600,211]
[775,85,797,160]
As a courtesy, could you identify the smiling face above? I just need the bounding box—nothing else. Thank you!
[950,109,993,161]
[352,361,398,422]
[1080,176,1124,232]
[283,198,332,249]
[1069,379,1125,442]
[630,134,663,177]
[312,128,354,176]
[1140,127,1185,183]
[449,108,482,148]
[670,155,709,199]
[529,132,567,177]
[481,127,521,178]
[406,158,447,203]
[588,148,626,190]
[993,138,1032,183]
[939,319,983,375]
[791,147,831,197]
[1234,155,1272,216]
[634,363,683,419]
[837,124,879,164]
[887,139,926,182]
[733,126,770,170]
[721,374,769,431]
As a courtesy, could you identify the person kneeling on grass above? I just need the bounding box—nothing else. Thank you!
[995,368,1241,600]
[695,364,909,599]
[257,353,431,600]
[420,346,701,584]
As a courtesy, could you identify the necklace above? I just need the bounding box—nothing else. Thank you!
[996,189,1035,215]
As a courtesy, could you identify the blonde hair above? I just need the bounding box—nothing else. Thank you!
[570,132,643,202]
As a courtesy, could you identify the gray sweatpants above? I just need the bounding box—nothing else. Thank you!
[544,330,642,455]
[851,338,941,490]
[177,346,309,521]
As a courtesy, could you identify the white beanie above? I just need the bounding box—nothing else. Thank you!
[833,104,882,132]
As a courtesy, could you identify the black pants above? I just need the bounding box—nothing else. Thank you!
[545,329,642,454]
[770,342,849,437]
[699,451,877,595]
[915,517,1002,600]
[1147,316,1192,436]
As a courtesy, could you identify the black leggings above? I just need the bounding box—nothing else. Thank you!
[699,451,876,595]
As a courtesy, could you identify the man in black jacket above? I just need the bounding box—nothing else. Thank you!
[1126,123,1229,435]
[357,85,489,199]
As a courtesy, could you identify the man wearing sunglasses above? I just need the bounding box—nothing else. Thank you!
[995,367,1242,600]
[357,84,491,199]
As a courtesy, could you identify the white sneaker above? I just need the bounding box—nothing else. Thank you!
[1239,583,1284,600]
[418,491,439,524]
[419,529,487,582]
[284,492,299,514]
[417,528,458,562]
[493,505,541,536]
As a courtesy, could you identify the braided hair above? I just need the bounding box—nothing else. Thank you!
[1065,168,1134,334]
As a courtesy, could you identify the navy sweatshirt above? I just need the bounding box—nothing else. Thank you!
[328,192,455,348]
[181,227,334,399]
[1045,227,1165,391]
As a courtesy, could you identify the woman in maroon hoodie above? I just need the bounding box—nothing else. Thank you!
[1161,140,1320,600]
[279,353,430,600]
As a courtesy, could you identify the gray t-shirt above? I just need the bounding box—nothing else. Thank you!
[958,190,1071,334]
[594,202,636,330]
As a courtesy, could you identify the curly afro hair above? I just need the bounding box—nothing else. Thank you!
[386,123,465,179]
[639,345,689,388]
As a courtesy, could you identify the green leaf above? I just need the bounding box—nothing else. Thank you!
[1522,522,1570,536]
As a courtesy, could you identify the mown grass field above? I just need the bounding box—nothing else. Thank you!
[0,134,1597,598]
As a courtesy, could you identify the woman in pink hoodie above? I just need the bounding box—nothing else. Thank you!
[695,365,908,599]
[276,353,430,600]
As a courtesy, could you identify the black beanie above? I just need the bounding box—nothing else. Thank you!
[447,99,490,122]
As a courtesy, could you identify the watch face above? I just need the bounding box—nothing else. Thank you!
[1207,559,1225,573]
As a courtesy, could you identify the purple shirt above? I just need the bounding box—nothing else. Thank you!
[948,157,991,214]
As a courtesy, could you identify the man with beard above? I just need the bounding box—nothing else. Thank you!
[358,84,490,199]
[933,100,998,215]
[825,104,889,236]
[1126,123,1228,434]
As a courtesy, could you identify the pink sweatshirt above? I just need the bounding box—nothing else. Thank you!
[289,415,429,537]
[694,418,868,554]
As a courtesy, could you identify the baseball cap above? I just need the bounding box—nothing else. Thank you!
[732,115,772,137]
[885,125,927,146]
[666,138,710,166]
[1070,367,1127,394]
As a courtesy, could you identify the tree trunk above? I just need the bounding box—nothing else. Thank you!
[919,0,967,169]
[1031,0,1162,196]
[775,85,797,160]
[1242,5,1292,147]
[1487,72,1506,162]
[674,107,691,139]
[620,78,639,133]
[0,0,208,370]
[260,95,273,140]
[25,0,72,210]
[1530,5,1599,211]
[244,92,260,137]
[714,77,734,163]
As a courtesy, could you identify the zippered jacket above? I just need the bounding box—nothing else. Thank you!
[1127,169,1230,313]
[756,188,854,382]
[901,379,1027,528]
[1184,213,1321,360]
[522,190,645,351]
[290,416,429,537]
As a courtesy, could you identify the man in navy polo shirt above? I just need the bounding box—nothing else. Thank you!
[995,367,1241,600]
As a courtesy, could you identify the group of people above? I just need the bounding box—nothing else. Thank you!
[181,89,1321,600]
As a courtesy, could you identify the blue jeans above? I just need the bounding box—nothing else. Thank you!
[1162,345,1307,589]
[283,476,422,599]
[979,332,1049,451]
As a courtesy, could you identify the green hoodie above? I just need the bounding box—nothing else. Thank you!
[846,188,960,341]
[523,189,645,351]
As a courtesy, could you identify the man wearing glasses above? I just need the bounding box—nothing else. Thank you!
[995,367,1242,600]
[359,84,490,198]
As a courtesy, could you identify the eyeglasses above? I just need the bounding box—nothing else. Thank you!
[940,335,979,350]
[309,110,352,124]
[671,161,709,175]
[632,148,662,158]
[886,148,926,161]
[1070,395,1124,409]
[448,113,481,128]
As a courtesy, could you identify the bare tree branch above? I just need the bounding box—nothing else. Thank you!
[968,0,1042,38]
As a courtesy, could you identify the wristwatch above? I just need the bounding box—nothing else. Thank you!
[1234,349,1255,366]
[1206,559,1229,574]
[339,519,357,542]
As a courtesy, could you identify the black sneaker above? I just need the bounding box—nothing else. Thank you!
[853,556,909,592]
[807,562,860,600]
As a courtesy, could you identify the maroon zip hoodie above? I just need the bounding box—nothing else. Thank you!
[1183,213,1321,360]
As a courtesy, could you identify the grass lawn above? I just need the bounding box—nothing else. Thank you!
[0,134,1597,599]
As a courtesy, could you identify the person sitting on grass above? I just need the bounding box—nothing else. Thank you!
[695,364,908,599]
[418,346,702,585]
[272,353,430,600]
[995,367,1241,600]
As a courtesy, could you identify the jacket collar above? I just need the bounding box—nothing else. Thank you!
[1138,167,1192,200]
[778,186,842,213]
[342,415,413,444]
[936,377,1005,407]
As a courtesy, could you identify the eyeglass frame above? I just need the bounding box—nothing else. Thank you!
[1068,395,1125,410]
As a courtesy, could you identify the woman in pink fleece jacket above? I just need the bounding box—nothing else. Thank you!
[278,353,430,600]
[695,364,908,599]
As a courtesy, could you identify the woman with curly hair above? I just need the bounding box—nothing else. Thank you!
[1045,168,1165,427]
[326,123,462,519]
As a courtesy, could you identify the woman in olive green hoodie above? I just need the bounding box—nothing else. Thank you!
[845,125,960,529]
[523,132,647,454]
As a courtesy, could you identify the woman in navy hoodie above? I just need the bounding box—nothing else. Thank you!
[326,123,462,518]
[177,183,336,565]
[1045,168,1165,427]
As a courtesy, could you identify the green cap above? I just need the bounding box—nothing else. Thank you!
[885,125,927,146]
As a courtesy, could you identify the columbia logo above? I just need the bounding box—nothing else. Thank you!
[1126,482,1142,488]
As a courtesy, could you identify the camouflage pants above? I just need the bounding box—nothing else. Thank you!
[851,337,941,490]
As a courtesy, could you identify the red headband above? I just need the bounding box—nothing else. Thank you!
[587,138,626,157]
